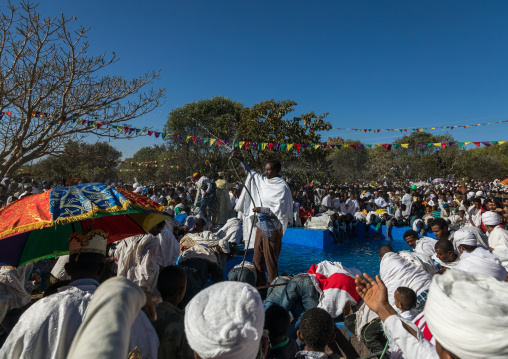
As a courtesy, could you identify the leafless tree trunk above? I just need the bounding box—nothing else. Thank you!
[0,1,165,177]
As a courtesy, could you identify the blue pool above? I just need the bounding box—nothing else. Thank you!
[277,238,409,276]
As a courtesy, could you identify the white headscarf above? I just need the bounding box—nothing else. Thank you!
[425,270,508,359]
[454,229,477,247]
[482,211,500,226]
[457,247,507,281]
[184,281,264,359]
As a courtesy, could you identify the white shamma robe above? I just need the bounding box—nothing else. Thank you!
[0,280,159,359]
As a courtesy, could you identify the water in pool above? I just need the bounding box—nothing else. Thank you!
[277,238,409,276]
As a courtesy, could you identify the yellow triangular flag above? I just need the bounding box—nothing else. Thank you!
[210,138,216,146]
[142,130,146,135]
[313,144,320,150]
[287,144,294,151]
[343,144,349,148]
[239,141,245,148]
[186,136,191,142]
[499,141,506,145]
[433,143,441,147]
[117,126,123,133]
[464,142,472,145]
[401,144,409,148]
[262,143,268,150]
[77,119,83,125]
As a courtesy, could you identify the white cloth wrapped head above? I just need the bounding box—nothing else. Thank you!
[467,191,475,199]
[454,229,477,247]
[184,281,264,359]
[425,269,508,359]
[482,211,500,226]
[457,248,507,281]
[476,190,484,197]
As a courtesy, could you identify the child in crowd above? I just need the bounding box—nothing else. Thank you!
[296,308,335,359]
[152,265,194,359]
[388,287,418,357]
[264,305,299,359]
[394,286,417,321]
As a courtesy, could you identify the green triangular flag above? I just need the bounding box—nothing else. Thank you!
[257,143,262,150]
[161,133,167,140]
[280,144,287,151]
[336,145,342,149]
[135,129,141,135]
[458,142,465,147]
[365,144,372,148]
[234,141,239,148]
[426,143,432,147]
[393,144,401,148]
[491,141,499,145]
[72,118,78,123]
[203,138,210,144]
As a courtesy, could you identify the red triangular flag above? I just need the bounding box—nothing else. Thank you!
[192,136,197,144]
[148,131,153,136]
[473,142,481,147]
[295,144,301,153]
[351,144,357,150]
[404,129,408,132]
[268,143,274,150]
[441,143,447,148]
[124,126,129,134]
[218,139,223,146]
[96,123,103,129]
[245,141,250,149]
[174,134,178,141]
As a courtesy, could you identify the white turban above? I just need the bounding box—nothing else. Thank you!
[482,211,500,226]
[467,191,475,199]
[476,190,484,197]
[425,270,508,359]
[457,247,507,281]
[454,229,477,247]
[184,281,264,359]
[133,183,139,189]
[430,194,436,198]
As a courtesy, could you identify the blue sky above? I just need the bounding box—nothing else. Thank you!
[37,0,508,158]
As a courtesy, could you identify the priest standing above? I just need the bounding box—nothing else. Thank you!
[233,152,293,287]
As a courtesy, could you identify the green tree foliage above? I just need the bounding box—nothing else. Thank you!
[458,143,508,180]
[33,141,121,183]
[392,132,461,180]
[164,96,332,179]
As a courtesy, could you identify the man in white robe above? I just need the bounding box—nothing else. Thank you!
[401,188,413,217]
[233,153,293,286]
[403,230,437,259]
[116,221,165,295]
[455,229,507,281]
[0,230,159,359]
[379,245,432,312]
[482,211,508,250]
[156,225,180,268]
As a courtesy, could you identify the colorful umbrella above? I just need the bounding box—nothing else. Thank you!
[0,183,170,267]
[500,178,508,186]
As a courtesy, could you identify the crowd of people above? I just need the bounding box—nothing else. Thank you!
[1,159,508,358]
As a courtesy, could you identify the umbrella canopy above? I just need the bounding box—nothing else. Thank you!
[0,183,170,267]
[500,178,508,186]
[432,178,445,183]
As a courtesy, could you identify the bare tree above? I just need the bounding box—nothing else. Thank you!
[0,1,165,177]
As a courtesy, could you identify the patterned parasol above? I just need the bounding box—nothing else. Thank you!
[0,183,170,267]
[500,178,508,186]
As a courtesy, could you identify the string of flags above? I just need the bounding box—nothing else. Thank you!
[3,111,507,153]
[331,119,508,133]
[118,163,183,169]
[116,158,175,165]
